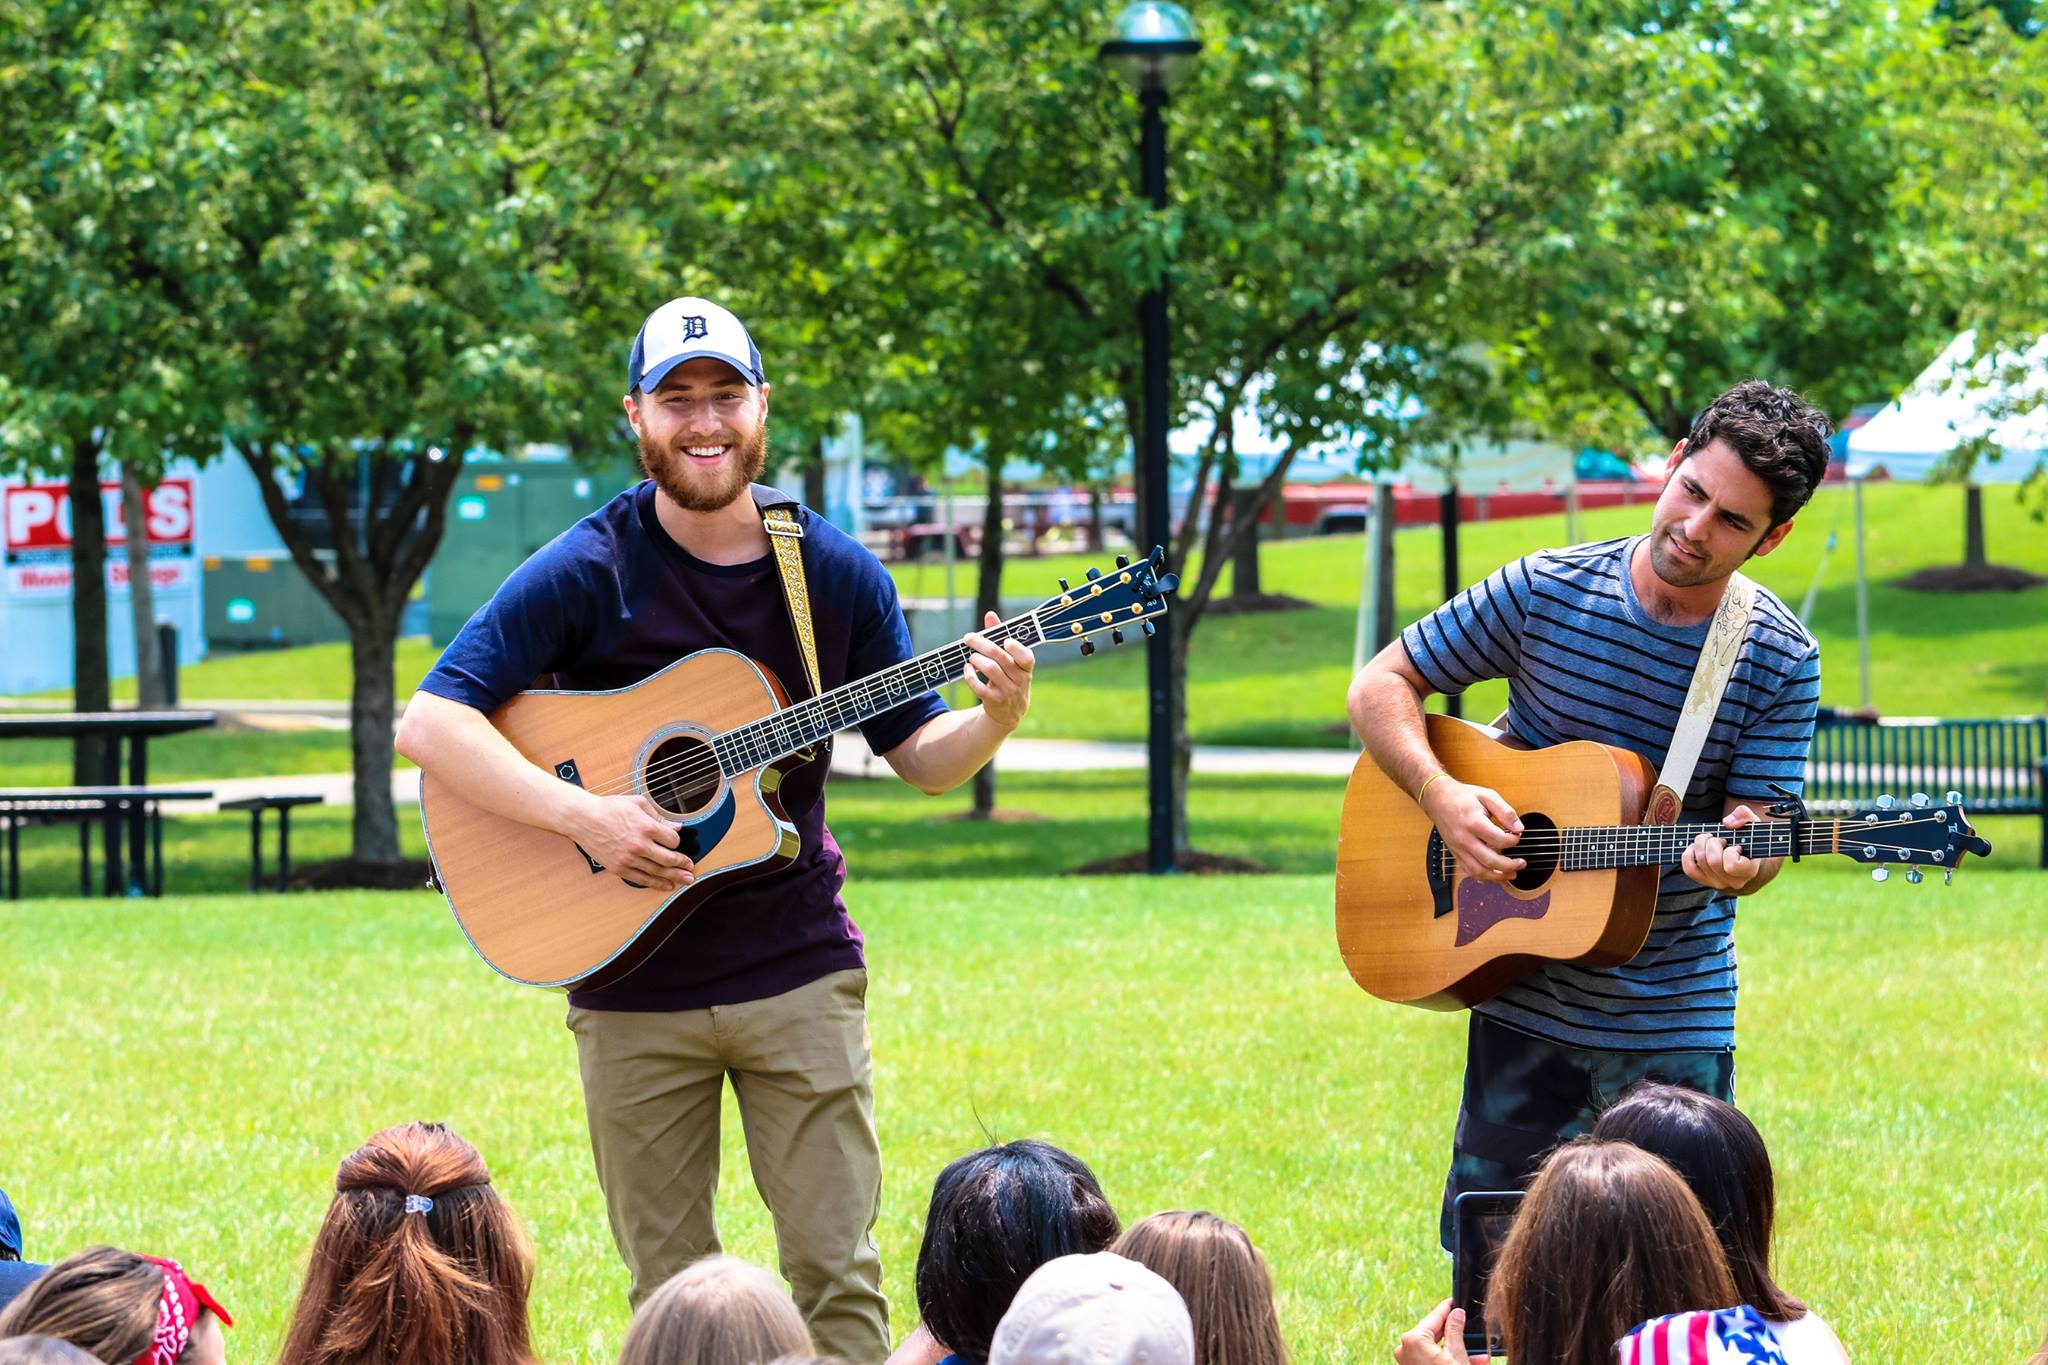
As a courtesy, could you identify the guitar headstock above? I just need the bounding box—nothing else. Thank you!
[1033,546,1178,657]
[1840,791,1994,884]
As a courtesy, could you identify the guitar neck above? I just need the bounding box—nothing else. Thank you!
[1559,815,1924,870]
[709,611,1046,775]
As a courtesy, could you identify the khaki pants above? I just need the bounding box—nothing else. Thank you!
[568,968,888,1363]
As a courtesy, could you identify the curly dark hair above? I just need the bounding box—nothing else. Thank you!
[911,1140,1121,1364]
[1680,381,1833,527]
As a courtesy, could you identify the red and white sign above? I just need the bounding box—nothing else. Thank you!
[4,478,196,597]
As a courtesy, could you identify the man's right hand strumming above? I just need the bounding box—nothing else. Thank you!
[1418,773,1525,883]
[566,792,696,891]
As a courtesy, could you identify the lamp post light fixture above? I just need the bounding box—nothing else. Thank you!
[1099,2,1199,876]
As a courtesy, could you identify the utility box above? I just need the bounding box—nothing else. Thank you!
[202,551,350,649]
[429,461,639,645]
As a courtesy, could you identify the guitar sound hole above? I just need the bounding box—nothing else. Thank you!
[1511,811,1559,890]
[645,736,720,818]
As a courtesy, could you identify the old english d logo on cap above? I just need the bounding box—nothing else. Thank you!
[628,297,765,393]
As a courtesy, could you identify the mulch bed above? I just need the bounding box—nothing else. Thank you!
[1201,591,1318,617]
[1899,563,2048,593]
[290,857,437,892]
[1072,849,1276,875]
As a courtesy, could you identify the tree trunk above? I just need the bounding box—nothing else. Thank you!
[122,465,168,708]
[1168,613,1191,860]
[348,606,403,865]
[1089,482,1105,553]
[67,435,110,784]
[1371,488,1397,654]
[1963,484,1987,569]
[1230,488,1263,598]
[237,437,466,871]
[969,470,1006,819]
[804,434,828,517]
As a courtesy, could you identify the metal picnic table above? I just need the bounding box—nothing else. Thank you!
[0,710,218,895]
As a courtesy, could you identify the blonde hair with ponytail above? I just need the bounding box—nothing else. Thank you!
[277,1121,535,1365]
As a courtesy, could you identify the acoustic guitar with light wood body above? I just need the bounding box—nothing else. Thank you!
[422,549,1176,992]
[1334,714,1992,1010]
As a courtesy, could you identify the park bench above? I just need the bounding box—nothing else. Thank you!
[220,793,327,892]
[0,786,215,899]
[1805,715,2046,868]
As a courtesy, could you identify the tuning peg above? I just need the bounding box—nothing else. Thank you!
[1111,629,1125,645]
[1945,789,1963,805]
[1910,792,1930,809]
[1905,868,1924,884]
[1079,640,1095,657]
[1870,867,1889,883]
[1943,868,1955,885]
[1085,566,1103,580]
[1876,795,1897,811]
[1058,577,1070,591]
[1140,621,1156,637]
[1115,554,1130,568]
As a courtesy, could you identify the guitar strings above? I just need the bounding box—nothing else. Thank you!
[1430,816,1955,874]
[565,615,1047,803]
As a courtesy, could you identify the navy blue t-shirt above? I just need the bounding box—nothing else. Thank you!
[420,481,948,1011]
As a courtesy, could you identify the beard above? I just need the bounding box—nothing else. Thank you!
[638,417,771,513]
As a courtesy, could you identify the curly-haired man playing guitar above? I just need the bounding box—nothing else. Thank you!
[1346,381,1831,1250]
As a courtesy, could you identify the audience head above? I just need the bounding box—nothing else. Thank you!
[276,1120,534,1365]
[0,1339,101,1365]
[1593,1083,1804,1320]
[913,1140,1122,1364]
[1489,1138,1738,1365]
[0,1247,231,1365]
[989,1253,1192,1365]
[616,1256,811,1365]
[1111,1212,1285,1365]
[0,1190,20,1262]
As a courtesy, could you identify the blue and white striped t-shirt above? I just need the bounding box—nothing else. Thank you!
[1400,536,1821,1052]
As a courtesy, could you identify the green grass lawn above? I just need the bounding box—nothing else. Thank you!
[2,849,2043,1363]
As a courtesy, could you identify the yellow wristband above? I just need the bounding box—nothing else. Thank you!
[1416,770,1450,805]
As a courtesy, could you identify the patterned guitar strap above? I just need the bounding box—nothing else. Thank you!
[1644,571,1757,827]
[751,485,828,763]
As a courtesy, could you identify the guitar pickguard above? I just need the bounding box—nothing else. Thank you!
[1453,881,1551,946]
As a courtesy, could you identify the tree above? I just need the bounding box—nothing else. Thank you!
[724,0,1684,856]
[1893,1,2048,554]
[1487,1,1966,448]
[0,2,233,771]
[192,0,722,867]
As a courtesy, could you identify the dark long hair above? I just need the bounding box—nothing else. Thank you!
[1113,1211,1287,1365]
[0,1248,163,1363]
[1593,1083,1804,1320]
[911,1139,1121,1365]
[276,1121,535,1365]
[1490,1139,1739,1365]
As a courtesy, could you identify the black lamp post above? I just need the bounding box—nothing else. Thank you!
[1100,1,1199,876]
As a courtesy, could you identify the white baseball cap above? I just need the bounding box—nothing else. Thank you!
[627,296,765,393]
[989,1253,1194,1365]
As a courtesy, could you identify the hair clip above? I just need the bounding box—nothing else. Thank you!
[404,1194,434,1215]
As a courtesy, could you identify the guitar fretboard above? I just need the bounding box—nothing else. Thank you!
[1548,813,1940,870]
[711,612,1045,775]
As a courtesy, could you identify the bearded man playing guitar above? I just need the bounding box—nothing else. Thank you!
[395,298,1034,1362]
[1346,381,1831,1249]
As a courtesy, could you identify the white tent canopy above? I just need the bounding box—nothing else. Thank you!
[1847,330,2048,484]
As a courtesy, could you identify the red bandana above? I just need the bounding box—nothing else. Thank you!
[136,1256,232,1365]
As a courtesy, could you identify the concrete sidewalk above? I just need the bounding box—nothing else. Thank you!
[180,732,1360,812]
